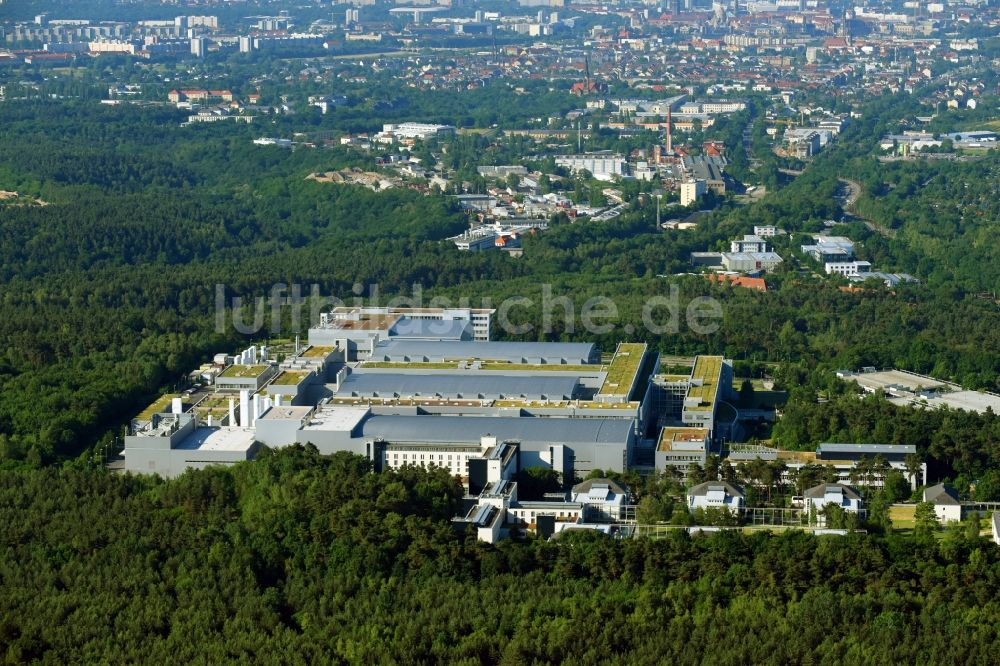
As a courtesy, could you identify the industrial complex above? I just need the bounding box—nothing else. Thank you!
[116,307,939,541]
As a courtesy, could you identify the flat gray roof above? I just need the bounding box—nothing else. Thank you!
[258,406,313,421]
[371,339,598,364]
[389,318,472,340]
[889,391,1000,415]
[361,415,634,446]
[174,427,257,452]
[818,443,917,454]
[301,406,371,432]
[337,372,579,400]
[846,370,949,392]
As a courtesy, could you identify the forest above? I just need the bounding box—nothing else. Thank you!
[3,446,1000,664]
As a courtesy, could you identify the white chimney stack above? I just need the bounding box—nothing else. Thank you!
[207,415,213,427]
[252,393,261,426]
[228,397,235,425]
[275,394,282,407]
[239,390,250,427]
[171,397,183,415]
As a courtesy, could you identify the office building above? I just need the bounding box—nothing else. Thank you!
[650,355,734,471]
[784,128,822,157]
[680,179,706,206]
[825,261,871,276]
[801,236,855,262]
[720,251,784,273]
[730,235,769,253]
[727,442,926,489]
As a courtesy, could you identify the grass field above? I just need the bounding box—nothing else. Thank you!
[889,504,916,529]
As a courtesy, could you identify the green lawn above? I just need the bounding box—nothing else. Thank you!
[889,504,916,529]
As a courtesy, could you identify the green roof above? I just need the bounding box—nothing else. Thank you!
[271,371,310,385]
[218,364,269,379]
[657,374,690,382]
[136,393,182,422]
[599,343,647,397]
[301,346,335,358]
[688,356,723,408]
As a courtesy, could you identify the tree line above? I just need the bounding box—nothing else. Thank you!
[2,447,1000,663]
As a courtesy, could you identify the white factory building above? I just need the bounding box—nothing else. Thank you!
[379,122,456,141]
[119,335,658,484]
[554,154,627,181]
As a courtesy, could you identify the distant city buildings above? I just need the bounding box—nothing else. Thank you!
[680,180,705,206]
[783,128,822,158]
[554,155,626,182]
[379,123,456,142]
[168,89,233,103]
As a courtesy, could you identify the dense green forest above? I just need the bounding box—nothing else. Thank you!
[3,447,1000,663]
[853,154,1000,292]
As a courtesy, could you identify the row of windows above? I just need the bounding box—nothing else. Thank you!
[664,455,703,462]
[390,452,470,464]
[512,510,579,520]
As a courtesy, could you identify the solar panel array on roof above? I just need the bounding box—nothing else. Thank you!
[472,504,494,526]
